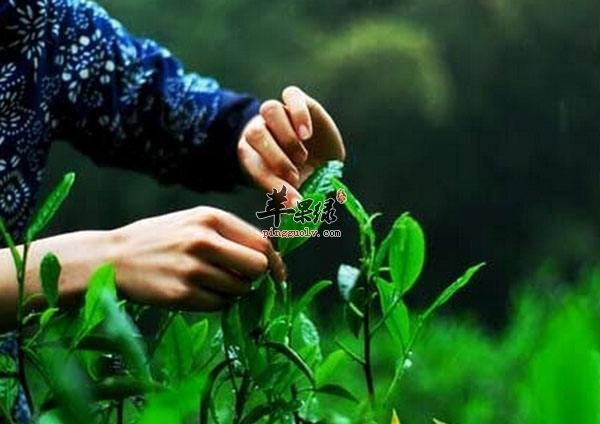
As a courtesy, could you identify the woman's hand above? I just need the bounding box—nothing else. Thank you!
[112,207,285,310]
[238,86,346,206]
[0,207,284,330]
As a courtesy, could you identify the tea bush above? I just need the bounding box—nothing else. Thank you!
[0,162,485,423]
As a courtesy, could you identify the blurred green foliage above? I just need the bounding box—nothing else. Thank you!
[316,266,600,423]
[27,1,600,421]
[5,166,600,423]
[44,0,600,325]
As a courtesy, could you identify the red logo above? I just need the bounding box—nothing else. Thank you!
[336,188,347,204]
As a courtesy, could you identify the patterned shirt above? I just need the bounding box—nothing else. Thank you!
[0,0,259,242]
[0,0,259,421]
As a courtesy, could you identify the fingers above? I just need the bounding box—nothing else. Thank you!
[193,261,250,296]
[214,211,286,282]
[180,287,227,311]
[282,86,312,140]
[203,234,269,280]
[244,117,300,187]
[212,209,272,252]
[238,140,302,207]
[164,282,228,312]
[260,100,308,165]
[192,208,287,282]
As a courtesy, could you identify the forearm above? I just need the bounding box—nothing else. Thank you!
[0,206,286,332]
[0,231,117,332]
[45,0,258,192]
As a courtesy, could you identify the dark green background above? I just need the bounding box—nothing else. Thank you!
[43,0,600,327]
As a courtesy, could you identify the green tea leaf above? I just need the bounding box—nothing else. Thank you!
[140,374,207,424]
[278,193,326,255]
[264,315,289,343]
[240,275,276,328]
[190,319,209,360]
[331,178,370,227]
[92,375,160,401]
[254,361,291,390]
[198,359,229,424]
[78,263,117,341]
[221,304,246,361]
[222,304,267,378]
[300,160,344,196]
[100,291,150,380]
[314,383,359,403]
[38,346,94,422]
[240,404,273,424]
[0,218,21,270]
[293,313,321,351]
[40,252,61,307]
[154,315,193,383]
[26,172,75,243]
[261,276,277,325]
[315,349,346,385]
[344,302,363,337]
[375,278,410,350]
[293,280,332,320]
[527,302,600,424]
[240,400,300,424]
[40,307,59,327]
[422,263,485,321]
[374,225,393,272]
[37,412,62,424]
[72,262,149,379]
[0,354,17,421]
[389,214,425,294]
[276,343,322,391]
[263,341,316,387]
[337,264,360,301]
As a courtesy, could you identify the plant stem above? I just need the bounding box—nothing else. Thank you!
[226,357,239,395]
[370,293,404,337]
[283,280,294,340]
[116,399,124,424]
[16,243,33,412]
[383,316,425,403]
[334,339,365,365]
[357,224,376,402]
[233,372,250,423]
[362,291,375,401]
[291,385,302,423]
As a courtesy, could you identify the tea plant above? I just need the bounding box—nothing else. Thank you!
[0,162,483,423]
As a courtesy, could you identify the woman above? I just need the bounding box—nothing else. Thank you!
[0,0,345,324]
[0,0,344,419]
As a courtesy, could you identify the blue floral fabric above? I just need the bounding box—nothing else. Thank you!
[0,0,259,242]
[0,0,259,421]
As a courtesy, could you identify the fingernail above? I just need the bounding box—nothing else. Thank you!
[287,193,301,208]
[298,125,310,140]
[288,170,300,186]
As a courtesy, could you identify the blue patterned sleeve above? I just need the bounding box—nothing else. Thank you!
[49,0,259,191]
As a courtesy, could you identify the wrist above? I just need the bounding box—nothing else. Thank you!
[27,230,119,305]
